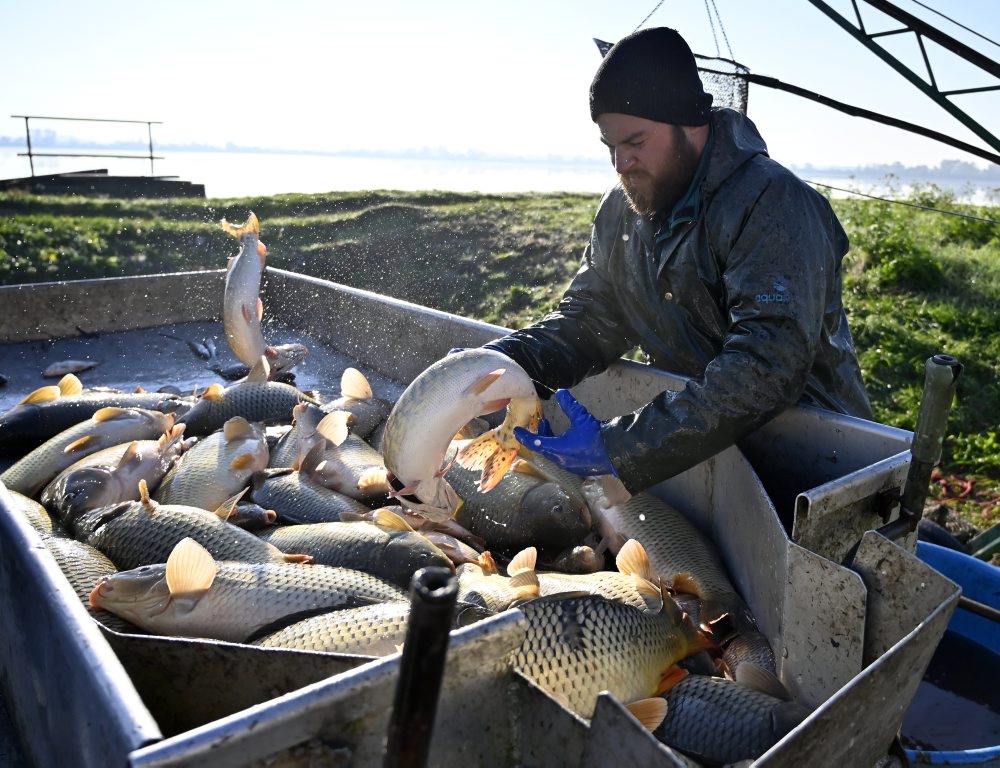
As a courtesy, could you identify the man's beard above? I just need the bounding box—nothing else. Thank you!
[620,127,702,217]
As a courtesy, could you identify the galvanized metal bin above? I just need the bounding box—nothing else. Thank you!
[0,269,960,767]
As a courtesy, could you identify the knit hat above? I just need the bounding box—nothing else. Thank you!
[590,27,713,125]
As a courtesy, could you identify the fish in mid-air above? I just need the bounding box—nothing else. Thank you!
[221,212,308,379]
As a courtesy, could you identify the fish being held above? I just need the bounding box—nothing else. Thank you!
[381,348,543,522]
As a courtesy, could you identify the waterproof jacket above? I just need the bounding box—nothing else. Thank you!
[489,108,872,493]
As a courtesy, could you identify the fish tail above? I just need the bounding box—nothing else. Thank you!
[221,211,260,239]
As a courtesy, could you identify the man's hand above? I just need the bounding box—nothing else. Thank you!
[513,389,616,477]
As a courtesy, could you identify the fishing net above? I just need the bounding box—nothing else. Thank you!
[694,55,749,114]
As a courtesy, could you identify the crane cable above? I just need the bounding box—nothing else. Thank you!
[803,181,999,224]
[910,0,1000,51]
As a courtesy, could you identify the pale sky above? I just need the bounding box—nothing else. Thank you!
[2,0,998,171]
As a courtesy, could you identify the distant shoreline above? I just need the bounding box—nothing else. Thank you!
[1,134,998,185]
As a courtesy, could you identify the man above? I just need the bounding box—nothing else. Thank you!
[484,26,872,494]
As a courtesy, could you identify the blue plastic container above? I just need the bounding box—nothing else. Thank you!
[905,542,1000,766]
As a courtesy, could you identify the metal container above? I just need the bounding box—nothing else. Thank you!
[0,269,960,767]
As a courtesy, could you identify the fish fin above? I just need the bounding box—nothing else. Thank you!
[166,538,217,596]
[702,612,739,645]
[17,385,62,406]
[453,430,501,472]
[465,369,505,396]
[357,467,390,495]
[654,665,689,697]
[92,406,128,423]
[506,546,537,577]
[316,411,350,446]
[476,444,519,492]
[256,298,264,322]
[241,303,256,325]
[615,539,655,583]
[201,383,226,401]
[248,357,270,382]
[374,507,414,531]
[63,435,97,453]
[509,458,548,481]
[282,553,313,564]
[477,551,499,576]
[634,574,665,611]
[341,367,374,400]
[159,423,187,449]
[222,416,253,441]
[734,663,792,700]
[57,374,84,396]
[625,698,668,733]
[229,453,257,471]
[138,478,151,505]
[116,441,142,469]
[670,572,705,599]
[298,443,326,476]
[478,398,511,415]
[509,570,540,602]
[256,240,267,260]
[212,488,248,520]
[221,211,259,238]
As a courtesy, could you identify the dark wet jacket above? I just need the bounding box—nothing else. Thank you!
[489,108,872,493]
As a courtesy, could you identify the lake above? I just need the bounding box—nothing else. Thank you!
[1,147,995,204]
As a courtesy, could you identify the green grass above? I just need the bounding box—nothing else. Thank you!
[1,185,997,531]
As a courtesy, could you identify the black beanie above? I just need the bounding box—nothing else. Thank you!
[590,27,713,126]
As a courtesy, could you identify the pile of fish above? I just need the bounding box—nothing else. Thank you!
[0,213,810,764]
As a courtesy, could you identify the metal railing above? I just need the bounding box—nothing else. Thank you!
[11,114,163,176]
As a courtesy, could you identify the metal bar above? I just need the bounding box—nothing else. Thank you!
[957,595,1000,624]
[384,567,459,768]
[805,0,1000,153]
[861,0,1000,78]
[147,122,155,175]
[941,85,1000,97]
[702,67,1000,165]
[22,116,34,176]
[899,354,963,527]
[16,152,165,160]
[10,114,163,124]
[915,33,938,90]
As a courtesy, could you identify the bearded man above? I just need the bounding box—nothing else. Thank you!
[479,26,872,492]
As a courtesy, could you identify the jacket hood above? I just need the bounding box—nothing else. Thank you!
[702,109,769,195]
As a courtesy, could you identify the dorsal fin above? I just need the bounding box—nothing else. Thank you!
[734,663,792,700]
[374,507,414,532]
[92,406,128,423]
[616,539,658,588]
[212,488,248,520]
[507,546,537,577]
[17,385,61,406]
[138,478,153,507]
[477,551,499,576]
[115,441,142,470]
[166,538,218,596]
[57,374,84,396]
[341,367,373,400]
[315,411,350,446]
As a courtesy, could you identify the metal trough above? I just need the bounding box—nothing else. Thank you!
[0,269,961,766]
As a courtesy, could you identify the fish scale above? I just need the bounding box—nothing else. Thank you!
[79,498,289,569]
[654,674,809,764]
[258,521,453,589]
[253,601,412,655]
[589,490,751,626]
[92,559,407,643]
[251,469,370,524]
[510,592,706,719]
[179,381,318,436]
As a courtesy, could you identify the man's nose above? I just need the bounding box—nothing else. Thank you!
[613,148,632,173]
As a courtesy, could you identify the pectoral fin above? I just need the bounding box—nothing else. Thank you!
[166,538,217,596]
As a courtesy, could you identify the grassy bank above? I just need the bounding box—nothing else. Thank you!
[1,186,997,533]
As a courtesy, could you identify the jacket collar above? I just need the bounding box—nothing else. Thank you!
[653,108,769,243]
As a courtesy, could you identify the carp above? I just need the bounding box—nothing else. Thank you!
[381,348,543,522]
[0,407,175,497]
[42,424,189,524]
[153,417,268,511]
[89,537,407,643]
[249,468,370,525]
[321,367,394,440]
[257,512,453,589]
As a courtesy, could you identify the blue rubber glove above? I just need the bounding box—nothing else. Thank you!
[513,389,617,477]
